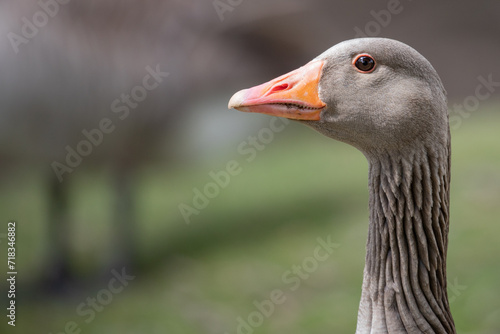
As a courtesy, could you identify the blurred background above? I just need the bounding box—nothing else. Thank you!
[0,0,499,333]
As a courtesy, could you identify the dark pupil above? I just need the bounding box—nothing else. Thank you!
[356,56,374,71]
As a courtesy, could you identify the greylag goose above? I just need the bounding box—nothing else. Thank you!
[229,38,455,334]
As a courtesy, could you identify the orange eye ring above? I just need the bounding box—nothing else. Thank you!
[353,54,376,73]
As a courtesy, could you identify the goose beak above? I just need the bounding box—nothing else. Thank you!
[228,59,326,121]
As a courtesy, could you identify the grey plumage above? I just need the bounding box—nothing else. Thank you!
[230,38,455,333]
[305,38,454,333]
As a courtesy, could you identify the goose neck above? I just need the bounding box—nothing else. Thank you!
[356,145,455,334]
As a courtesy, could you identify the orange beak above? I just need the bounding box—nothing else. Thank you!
[228,59,326,121]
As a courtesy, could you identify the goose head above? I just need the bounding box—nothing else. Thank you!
[229,38,455,333]
[229,38,448,158]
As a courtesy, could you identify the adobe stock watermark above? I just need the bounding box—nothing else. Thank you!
[51,64,169,183]
[48,267,135,334]
[225,236,340,334]
[447,277,467,304]
[213,0,244,22]
[449,74,499,130]
[178,116,290,224]
[7,0,72,54]
[353,0,412,38]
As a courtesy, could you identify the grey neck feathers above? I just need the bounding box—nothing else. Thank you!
[355,141,456,334]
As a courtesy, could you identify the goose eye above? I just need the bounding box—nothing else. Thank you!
[354,54,376,73]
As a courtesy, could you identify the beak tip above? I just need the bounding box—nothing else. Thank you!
[228,89,247,110]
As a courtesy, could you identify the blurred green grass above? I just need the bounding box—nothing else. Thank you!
[1,106,500,334]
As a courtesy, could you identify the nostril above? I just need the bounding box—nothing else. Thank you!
[269,83,289,94]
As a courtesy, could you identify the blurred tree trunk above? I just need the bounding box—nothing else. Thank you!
[44,172,74,292]
[111,162,138,272]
